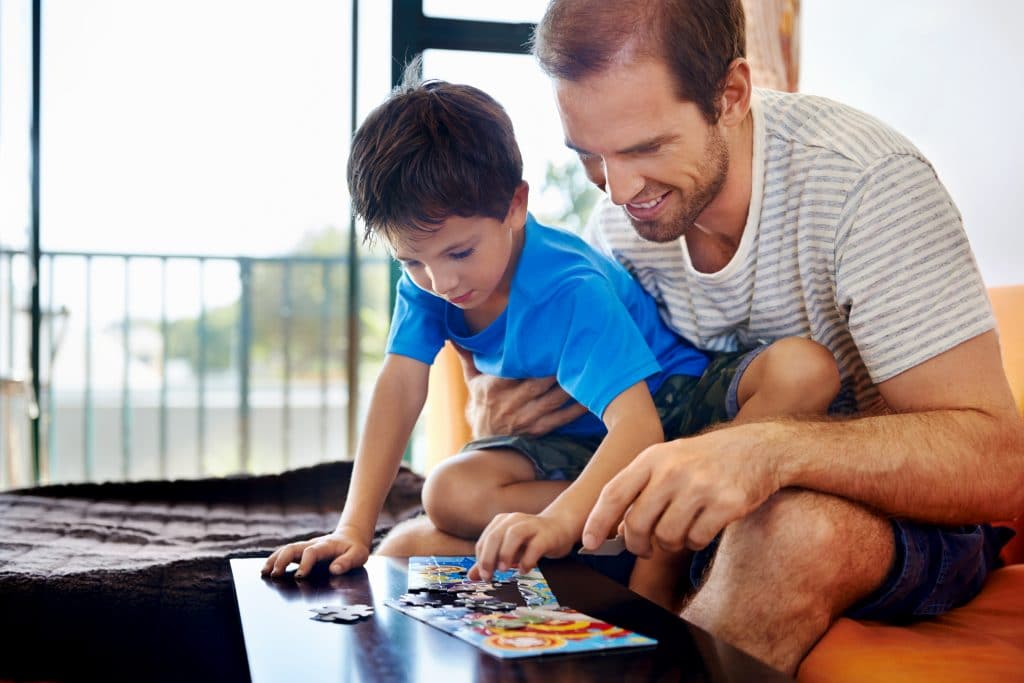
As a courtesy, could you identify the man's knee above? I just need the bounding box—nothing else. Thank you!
[722,489,893,601]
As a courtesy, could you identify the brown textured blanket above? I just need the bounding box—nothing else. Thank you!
[0,461,424,682]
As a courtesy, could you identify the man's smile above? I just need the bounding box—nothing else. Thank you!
[625,191,670,221]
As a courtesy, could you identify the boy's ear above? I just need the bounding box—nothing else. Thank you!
[506,181,529,228]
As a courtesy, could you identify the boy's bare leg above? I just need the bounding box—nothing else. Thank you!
[629,547,693,612]
[735,338,840,420]
[422,448,570,539]
[374,515,477,557]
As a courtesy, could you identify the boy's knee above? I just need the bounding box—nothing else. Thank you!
[375,517,430,557]
[765,338,840,406]
[422,459,475,536]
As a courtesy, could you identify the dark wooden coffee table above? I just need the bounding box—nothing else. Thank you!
[230,555,793,682]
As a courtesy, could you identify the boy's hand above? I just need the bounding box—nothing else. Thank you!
[260,525,371,579]
[468,512,577,580]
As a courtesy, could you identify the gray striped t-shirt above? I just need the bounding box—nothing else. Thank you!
[588,89,994,414]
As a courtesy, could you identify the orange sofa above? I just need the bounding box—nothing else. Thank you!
[423,285,1024,681]
[798,285,1024,683]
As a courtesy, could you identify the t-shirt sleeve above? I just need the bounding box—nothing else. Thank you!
[834,153,995,383]
[385,272,448,365]
[542,275,662,419]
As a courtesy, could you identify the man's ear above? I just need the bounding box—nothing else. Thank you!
[719,58,752,128]
[505,181,530,229]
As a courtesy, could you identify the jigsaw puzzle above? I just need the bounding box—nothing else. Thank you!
[384,556,656,659]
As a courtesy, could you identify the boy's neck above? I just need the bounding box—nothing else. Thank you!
[462,219,527,333]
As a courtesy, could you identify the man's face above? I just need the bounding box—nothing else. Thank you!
[554,57,728,242]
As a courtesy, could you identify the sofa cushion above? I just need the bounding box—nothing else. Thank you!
[798,564,1024,682]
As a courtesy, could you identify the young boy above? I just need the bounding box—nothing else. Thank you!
[261,69,840,606]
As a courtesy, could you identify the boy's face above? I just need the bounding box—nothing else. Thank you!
[391,183,528,314]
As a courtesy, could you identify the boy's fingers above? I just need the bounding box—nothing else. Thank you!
[270,545,300,577]
[296,543,324,578]
[517,535,549,575]
[475,520,505,580]
[329,545,363,575]
[496,522,532,572]
[261,550,279,575]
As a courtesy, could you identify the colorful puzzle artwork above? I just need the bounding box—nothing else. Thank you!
[384,556,657,659]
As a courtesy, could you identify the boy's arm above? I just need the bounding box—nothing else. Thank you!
[337,353,430,541]
[473,380,664,577]
[262,353,429,577]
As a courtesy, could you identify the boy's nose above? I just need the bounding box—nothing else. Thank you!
[429,267,458,296]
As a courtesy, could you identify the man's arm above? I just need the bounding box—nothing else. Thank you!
[583,330,1024,555]
[773,329,1024,522]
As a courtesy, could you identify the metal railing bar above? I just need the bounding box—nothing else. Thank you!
[84,257,93,481]
[281,262,293,469]
[238,259,252,473]
[0,254,9,485]
[4,253,12,374]
[46,255,55,480]
[0,248,377,265]
[197,259,207,475]
[319,262,330,457]
[346,0,361,460]
[121,256,131,480]
[159,257,169,479]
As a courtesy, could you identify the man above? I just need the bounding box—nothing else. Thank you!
[378,0,1024,674]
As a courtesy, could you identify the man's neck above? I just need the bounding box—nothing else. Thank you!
[687,111,755,274]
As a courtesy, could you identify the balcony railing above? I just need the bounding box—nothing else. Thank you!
[0,247,392,488]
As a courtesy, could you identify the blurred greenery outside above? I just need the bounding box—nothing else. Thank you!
[146,160,601,378]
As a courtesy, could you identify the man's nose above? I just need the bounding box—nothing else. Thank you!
[603,158,644,206]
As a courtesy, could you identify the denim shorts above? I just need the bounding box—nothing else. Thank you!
[686,520,1014,621]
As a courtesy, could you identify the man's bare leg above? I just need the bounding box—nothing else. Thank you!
[681,489,893,675]
[629,547,693,611]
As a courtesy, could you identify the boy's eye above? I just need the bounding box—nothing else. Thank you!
[450,248,474,260]
[401,259,422,269]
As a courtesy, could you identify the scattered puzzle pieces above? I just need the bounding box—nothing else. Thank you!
[398,592,445,608]
[309,603,374,624]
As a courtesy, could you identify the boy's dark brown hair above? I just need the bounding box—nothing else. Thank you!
[531,0,746,124]
[347,60,523,245]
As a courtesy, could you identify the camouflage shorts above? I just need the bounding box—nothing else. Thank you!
[462,347,763,481]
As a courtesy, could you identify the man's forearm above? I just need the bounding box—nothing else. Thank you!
[757,408,1024,523]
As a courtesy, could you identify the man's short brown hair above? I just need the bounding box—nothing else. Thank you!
[347,62,523,244]
[531,0,746,123]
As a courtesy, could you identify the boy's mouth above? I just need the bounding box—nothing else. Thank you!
[449,291,474,305]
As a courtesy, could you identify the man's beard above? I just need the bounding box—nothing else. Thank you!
[627,128,729,243]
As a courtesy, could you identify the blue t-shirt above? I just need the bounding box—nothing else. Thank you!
[386,215,709,437]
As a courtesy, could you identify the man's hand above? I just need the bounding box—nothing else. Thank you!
[582,425,782,557]
[454,344,587,437]
[469,511,578,580]
[261,525,371,579]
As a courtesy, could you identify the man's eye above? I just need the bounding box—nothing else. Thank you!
[450,249,474,260]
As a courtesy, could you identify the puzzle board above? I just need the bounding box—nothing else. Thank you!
[384,556,657,659]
